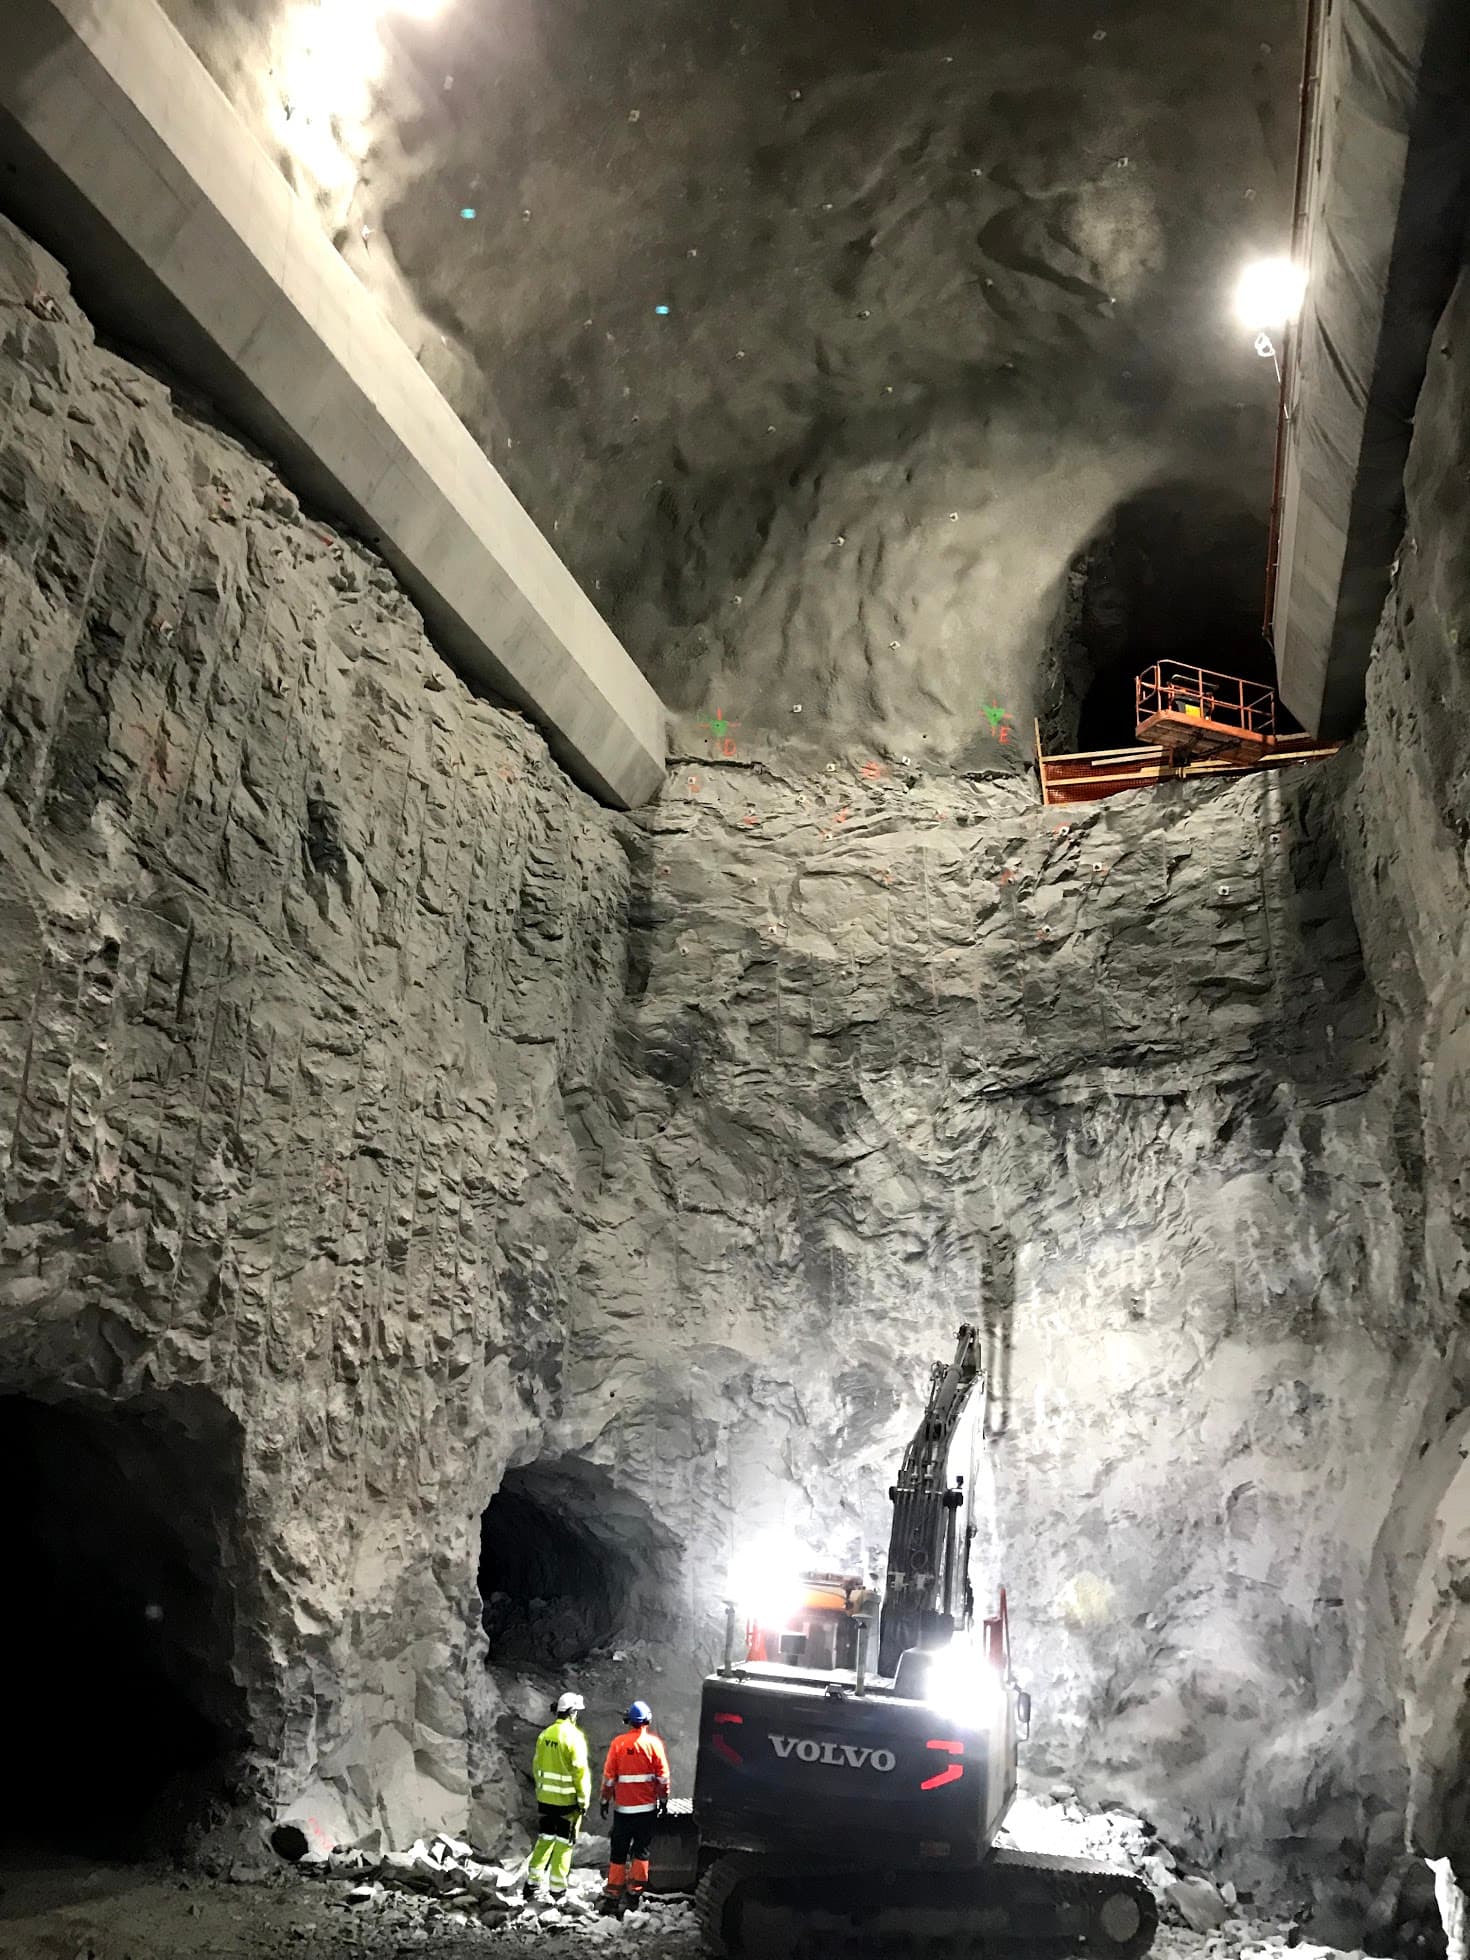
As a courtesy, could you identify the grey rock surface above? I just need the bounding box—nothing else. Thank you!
[2,202,1469,1935]
[1339,258,1470,1896]
[566,746,1415,1899]
[1166,1878,1232,1934]
[0,211,629,1853]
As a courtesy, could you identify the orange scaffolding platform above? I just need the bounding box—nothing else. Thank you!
[1135,661,1276,763]
[1036,662,1340,808]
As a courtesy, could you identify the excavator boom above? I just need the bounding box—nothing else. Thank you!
[878,1323,983,1674]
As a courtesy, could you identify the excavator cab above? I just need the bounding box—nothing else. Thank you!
[741,1570,876,1670]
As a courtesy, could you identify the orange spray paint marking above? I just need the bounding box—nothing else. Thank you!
[127,723,171,789]
[861,760,887,781]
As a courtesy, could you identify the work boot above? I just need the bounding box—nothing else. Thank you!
[522,1880,544,1906]
[625,1891,645,1914]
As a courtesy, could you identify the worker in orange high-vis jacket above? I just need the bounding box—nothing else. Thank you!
[599,1699,671,1914]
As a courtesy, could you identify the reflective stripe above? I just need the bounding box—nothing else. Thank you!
[615,1775,658,1784]
[533,1717,590,1809]
[614,1801,657,1814]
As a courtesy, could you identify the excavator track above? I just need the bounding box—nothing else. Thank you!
[695,1845,1158,1960]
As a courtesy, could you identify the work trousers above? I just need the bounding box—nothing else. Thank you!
[528,1804,581,1894]
[606,1809,657,1897]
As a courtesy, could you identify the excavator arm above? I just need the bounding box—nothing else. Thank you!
[877,1324,983,1676]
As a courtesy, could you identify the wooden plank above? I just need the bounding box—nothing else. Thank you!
[1041,744,1165,764]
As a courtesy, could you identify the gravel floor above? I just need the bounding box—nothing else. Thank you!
[0,1796,1361,1960]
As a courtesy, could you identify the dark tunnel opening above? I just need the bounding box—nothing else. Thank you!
[478,1458,671,1670]
[0,1392,249,1859]
[1070,485,1282,752]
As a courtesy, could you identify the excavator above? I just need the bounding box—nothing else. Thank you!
[654,1325,1158,1960]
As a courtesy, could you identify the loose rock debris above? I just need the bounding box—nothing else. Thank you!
[0,1795,1433,1959]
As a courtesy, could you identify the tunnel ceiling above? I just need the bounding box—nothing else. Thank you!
[165,0,1301,765]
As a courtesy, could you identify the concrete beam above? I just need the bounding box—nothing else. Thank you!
[0,0,666,808]
[1272,0,1470,739]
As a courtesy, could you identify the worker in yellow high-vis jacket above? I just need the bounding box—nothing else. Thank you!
[524,1691,592,1904]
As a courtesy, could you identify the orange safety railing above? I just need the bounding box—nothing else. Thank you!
[1134,662,1277,742]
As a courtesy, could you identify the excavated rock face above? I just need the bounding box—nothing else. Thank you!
[0,213,631,1853]
[3,195,1469,1930]
[572,754,1420,1904]
[161,0,1295,760]
[1338,261,1470,1898]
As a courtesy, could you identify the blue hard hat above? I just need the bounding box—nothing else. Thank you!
[626,1699,652,1725]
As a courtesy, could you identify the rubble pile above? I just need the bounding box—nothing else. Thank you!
[1005,1792,1253,1929]
[270,1798,1422,1960]
[1003,1791,1463,1960]
[299,1832,523,1931]
[286,1831,704,1952]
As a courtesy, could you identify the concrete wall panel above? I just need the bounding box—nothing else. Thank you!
[0,0,666,808]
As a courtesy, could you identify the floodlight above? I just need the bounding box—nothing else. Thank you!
[1234,257,1306,333]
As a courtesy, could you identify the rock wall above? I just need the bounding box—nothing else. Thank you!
[0,212,629,1853]
[3,196,1467,1929]
[1338,259,1470,1893]
[569,752,1424,1908]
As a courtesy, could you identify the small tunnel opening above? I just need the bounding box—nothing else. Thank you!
[1068,484,1278,752]
[479,1457,671,1670]
[0,1391,249,1858]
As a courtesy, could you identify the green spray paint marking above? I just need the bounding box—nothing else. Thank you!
[700,708,739,757]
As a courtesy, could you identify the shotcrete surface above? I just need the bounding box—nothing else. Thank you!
[157,0,1298,758]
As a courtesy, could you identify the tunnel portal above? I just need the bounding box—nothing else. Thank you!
[0,1392,249,1858]
[478,1457,673,1670]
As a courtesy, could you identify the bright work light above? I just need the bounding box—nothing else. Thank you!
[923,1638,1003,1731]
[1234,257,1306,333]
[726,1533,808,1629]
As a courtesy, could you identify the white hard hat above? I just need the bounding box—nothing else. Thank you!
[556,1692,585,1715]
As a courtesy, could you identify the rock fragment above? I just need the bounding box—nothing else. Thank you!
[1167,1877,1232,1932]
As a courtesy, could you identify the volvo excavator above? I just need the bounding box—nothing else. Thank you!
[655,1325,1158,1960]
